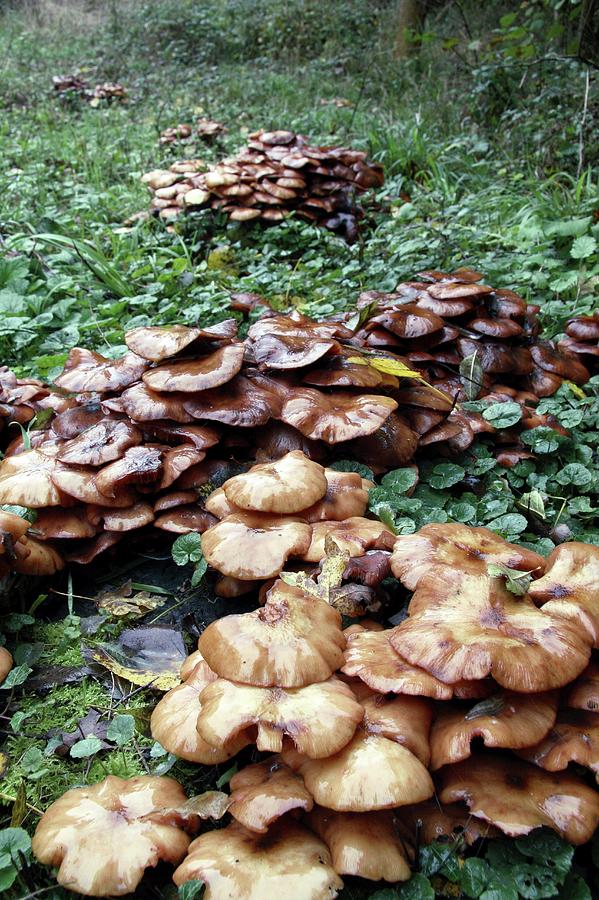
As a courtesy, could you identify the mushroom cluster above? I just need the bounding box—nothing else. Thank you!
[31,522,599,895]
[159,118,227,145]
[52,76,127,103]
[559,312,599,370]
[142,128,384,236]
[52,73,88,95]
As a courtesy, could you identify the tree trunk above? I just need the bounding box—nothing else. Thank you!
[394,0,424,58]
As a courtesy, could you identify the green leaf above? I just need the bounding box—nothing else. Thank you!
[216,762,238,788]
[0,827,31,859]
[487,562,534,595]
[570,235,597,259]
[395,874,435,899]
[521,427,562,454]
[428,463,465,490]
[518,490,545,519]
[556,872,592,899]
[482,401,522,428]
[70,735,104,758]
[0,665,31,690]
[191,554,208,586]
[460,351,484,400]
[555,463,592,487]
[462,858,493,897]
[381,468,418,494]
[486,513,528,536]
[172,532,203,566]
[330,460,374,480]
[178,881,205,900]
[106,714,135,747]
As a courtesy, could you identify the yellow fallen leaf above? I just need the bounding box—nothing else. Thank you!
[348,355,452,402]
[564,380,586,400]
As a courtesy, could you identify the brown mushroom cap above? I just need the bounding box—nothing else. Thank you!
[172,820,343,898]
[391,523,545,591]
[429,691,559,770]
[56,420,142,466]
[159,447,205,490]
[301,470,370,522]
[438,752,599,844]
[0,449,68,507]
[302,517,394,563]
[278,388,397,443]
[30,508,96,540]
[142,343,245,393]
[228,760,314,833]
[150,658,249,764]
[566,659,599,712]
[98,502,155,532]
[282,727,434,811]
[531,342,590,384]
[247,331,339,370]
[154,506,216,534]
[32,775,197,896]
[65,531,122,564]
[115,383,193,423]
[54,349,147,393]
[184,374,282,427]
[398,799,500,846]
[201,513,312,579]
[308,807,412,882]
[51,467,137,507]
[0,646,13,685]
[198,580,345,688]
[95,447,163,497]
[392,568,592,691]
[518,709,599,778]
[223,451,327,514]
[303,357,399,389]
[361,692,432,766]
[125,322,237,362]
[197,675,363,758]
[528,543,599,647]
[13,536,64,575]
[0,509,31,544]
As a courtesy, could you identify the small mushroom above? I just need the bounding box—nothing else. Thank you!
[429,692,558,770]
[361,691,432,766]
[184,374,282,427]
[438,752,599,844]
[201,513,312,579]
[198,580,345,687]
[154,506,216,534]
[223,451,327,514]
[51,467,136,507]
[308,807,412,882]
[197,675,363,757]
[30,509,96,540]
[95,447,163,497]
[0,449,68,507]
[302,469,370,522]
[173,820,343,899]
[0,646,13,685]
[150,656,249,764]
[116,383,193,423]
[32,775,198,896]
[228,760,313,833]
[398,800,499,845]
[125,322,236,362]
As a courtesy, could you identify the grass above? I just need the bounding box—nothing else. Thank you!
[0,0,598,896]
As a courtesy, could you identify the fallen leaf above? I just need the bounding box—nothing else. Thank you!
[88,625,186,691]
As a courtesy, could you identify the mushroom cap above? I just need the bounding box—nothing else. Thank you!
[361,692,432,766]
[32,775,196,896]
[197,676,362,758]
[566,316,599,342]
[228,760,314,833]
[159,447,205,490]
[31,508,96,540]
[247,331,339,370]
[0,449,67,507]
[54,349,147,393]
[13,536,64,575]
[223,451,327,514]
[142,343,245,392]
[282,728,434,811]
[369,305,444,339]
[172,820,343,899]
[154,506,216,534]
[429,691,559,770]
[531,341,590,384]
[566,659,599,712]
[199,580,345,687]
[302,517,395,563]
[391,569,591,691]
[398,800,500,846]
[184,374,282,427]
[201,513,312,579]
[278,388,397,444]
[99,502,155,532]
[303,358,399,389]
[528,543,599,647]
[115,383,193,423]
[301,470,370,522]
[438,752,599,844]
[56,420,142,466]
[391,523,545,591]
[65,531,122,564]
[346,412,419,470]
[125,321,237,362]
[51,467,137,507]
[308,807,411,882]
[150,659,249,764]
[0,509,31,543]
[204,486,237,518]
[518,709,599,777]
[0,646,13,684]
[95,446,163,497]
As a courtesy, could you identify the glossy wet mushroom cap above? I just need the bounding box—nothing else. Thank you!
[0,646,13,685]
[142,343,245,393]
[125,321,237,362]
[30,508,97,540]
[528,542,599,647]
[518,709,599,779]
[438,752,599,844]
[201,513,312,579]
[223,451,327,514]
[566,659,599,712]
[429,691,558,770]
[302,517,395,563]
[197,675,363,758]
[54,349,148,394]
[228,760,314,833]
[198,580,345,687]
[0,449,68,507]
[277,388,397,443]
[301,469,370,522]
[56,420,142,466]
[173,820,343,899]
[32,775,198,896]
[95,446,163,497]
[184,374,282,427]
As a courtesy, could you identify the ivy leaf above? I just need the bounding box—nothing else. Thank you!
[570,235,597,259]
[190,554,208,586]
[518,490,545,519]
[70,735,104,759]
[460,351,484,400]
[482,401,522,428]
[487,562,534,595]
[395,873,435,899]
[106,714,136,747]
[461,858,493,897]
[428,463,465,490]
[380,468,418,494]
[172,532,203,565]
[178,881,205,900]
[0,665,31,690]
[330,460,374,480]
[486,513,528,537]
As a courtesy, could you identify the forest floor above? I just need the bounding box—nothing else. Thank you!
[0,1,598,897]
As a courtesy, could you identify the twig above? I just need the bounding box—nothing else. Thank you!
[576,67,591,181]
[0,792,43,816]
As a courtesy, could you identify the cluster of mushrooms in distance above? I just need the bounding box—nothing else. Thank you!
[0,267,598,897]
